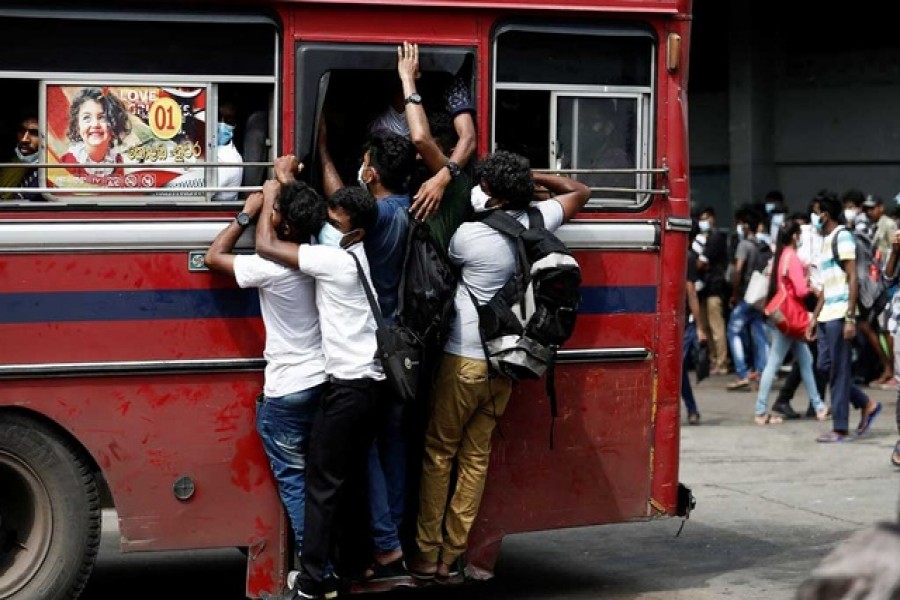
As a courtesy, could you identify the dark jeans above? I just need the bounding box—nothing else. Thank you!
[255,383,326,550]
[298,378,381,595]
[817,320,869,432]
[775,340,828,408]
[681,321,699,416]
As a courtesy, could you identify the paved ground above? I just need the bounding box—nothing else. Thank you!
[82,373,900,599]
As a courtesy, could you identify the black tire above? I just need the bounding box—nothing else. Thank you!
[0,414,101,600]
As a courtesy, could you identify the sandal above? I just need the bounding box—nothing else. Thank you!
[688,412,701,425]
[403,557,437,581]
[816,431,852,443]
[359,558,409,583]
[856,402,882,436]
[727,378,751,391]
[892,441,900,467]
[754,414,783,425]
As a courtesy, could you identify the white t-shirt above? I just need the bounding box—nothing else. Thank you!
[297,243,384,381]
[213,142,244,201]
[233,254,326,397]
[444,200,566,359]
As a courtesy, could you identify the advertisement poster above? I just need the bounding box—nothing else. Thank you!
[45,84,207,194]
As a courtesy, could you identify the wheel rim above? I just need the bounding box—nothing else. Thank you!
[0,450,54,598]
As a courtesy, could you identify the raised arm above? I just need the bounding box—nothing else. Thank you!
[317,118,344,200]
[255,179,301,269]
[205,192,263,277]
[531,172,590,223]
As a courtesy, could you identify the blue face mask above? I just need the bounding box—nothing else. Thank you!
[811,213,823,232]
[317,223,345,248]
[216,122,235,146]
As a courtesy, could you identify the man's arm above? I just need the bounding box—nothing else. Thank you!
[205,192,264,277]
[843,256,858,340]
[686,280,707,343]
[448,112,476,170]
[255,179,302,269]
[806,289,824,342]
[531,172,590,223]
[317,118,344,200]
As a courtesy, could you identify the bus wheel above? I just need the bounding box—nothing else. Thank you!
[0,415,101,600]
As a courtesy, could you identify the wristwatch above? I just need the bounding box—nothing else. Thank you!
[844,314,857,324]
[404,92,422,105]
[443,160,461,179]
[235,212,252,227]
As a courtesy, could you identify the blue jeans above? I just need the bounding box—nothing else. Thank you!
[367,396,406,553]
[727,300,770,379]
[817,320,868,432]
[256,383,326,550]
[681,321,699,416]
[755,329,826,416]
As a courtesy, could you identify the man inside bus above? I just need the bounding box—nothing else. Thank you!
[317,124,416,584]
[0,114,42,201]
[406,151,590,580]
[254,163,384,600]
[371,41,477,222]
[203,179,327,581]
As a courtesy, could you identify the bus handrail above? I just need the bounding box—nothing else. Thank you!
[0,161,272,168]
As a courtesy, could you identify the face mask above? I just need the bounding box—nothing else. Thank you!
[698,220,711,232]
[471,185,491,212]
[216,122,235,146]
[15,147,38,163]
[317,223,345,248]
[765,202,776,214]
[811,213,823,232]
[357,163,370,189]
[735,225,745,240]
[844,208,859,223]
[756,232,771,246]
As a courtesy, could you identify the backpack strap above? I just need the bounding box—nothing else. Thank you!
[475,208,527,238]
[526,206,545,230]
[831,225,852,274]
[349,251,386,331]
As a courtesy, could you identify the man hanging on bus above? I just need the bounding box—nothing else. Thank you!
[203,177,327,579]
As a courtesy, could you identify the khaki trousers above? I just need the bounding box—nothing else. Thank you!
[701,294,728,371]
[415,353,512,565]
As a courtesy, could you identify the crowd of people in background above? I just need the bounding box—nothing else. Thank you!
[683,189,900,461]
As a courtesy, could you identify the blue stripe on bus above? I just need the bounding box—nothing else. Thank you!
[0,285,657,324]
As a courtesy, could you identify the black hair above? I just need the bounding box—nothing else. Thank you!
[329,186,378,233]
[766,220,802,303]
[841,188,865,207]
[817,193,843,223]
[278,181,326,242]
[790,211,809,224]
[66,87,131,145]
[427,110,458,154]
[750,202,770,230]
[765,190,784,204]
[365,131,415,193]
[475,150,535,209]
[699,206,716,219]
[735,204,761,234]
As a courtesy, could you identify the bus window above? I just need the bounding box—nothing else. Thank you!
[0,9,279,205]
[492,24,656,210]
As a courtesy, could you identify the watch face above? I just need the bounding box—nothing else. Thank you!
[236,212,251,226]
[406,93,422,104]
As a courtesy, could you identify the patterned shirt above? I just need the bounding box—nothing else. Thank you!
[817,226,856,323]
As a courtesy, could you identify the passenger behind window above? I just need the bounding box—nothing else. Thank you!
[0,114,42,200]
[60,88,129,181]
[213,99,244,201]
[241,109,269,192]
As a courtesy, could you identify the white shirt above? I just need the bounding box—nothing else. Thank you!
[297,243,384,381]
[233,254,326,397]
[213,142,243,201]
[445,200,566,359]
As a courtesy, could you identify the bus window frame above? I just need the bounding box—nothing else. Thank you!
[294,41,476,165]
[0,7,281,210]
[491,21,658,212]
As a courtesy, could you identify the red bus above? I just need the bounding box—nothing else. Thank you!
[0,1,693,598]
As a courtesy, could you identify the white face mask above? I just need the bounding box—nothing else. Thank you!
[357,162,370,190]
[735,225,745,240]
[317,223,346,248]
[810,212,823,233]
[844,208,859,223]
[698,219,711,232]
[15,147,39,163]
[771,213,785,229]
[471,184,491,212]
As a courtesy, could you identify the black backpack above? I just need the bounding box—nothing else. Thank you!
[396,220,459,351]
[831,226,889,320]
[466,208,581,441]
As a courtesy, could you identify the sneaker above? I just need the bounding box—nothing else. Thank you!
[687,412,701,425]
[891,441,900,467]
[287,570,300,590]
